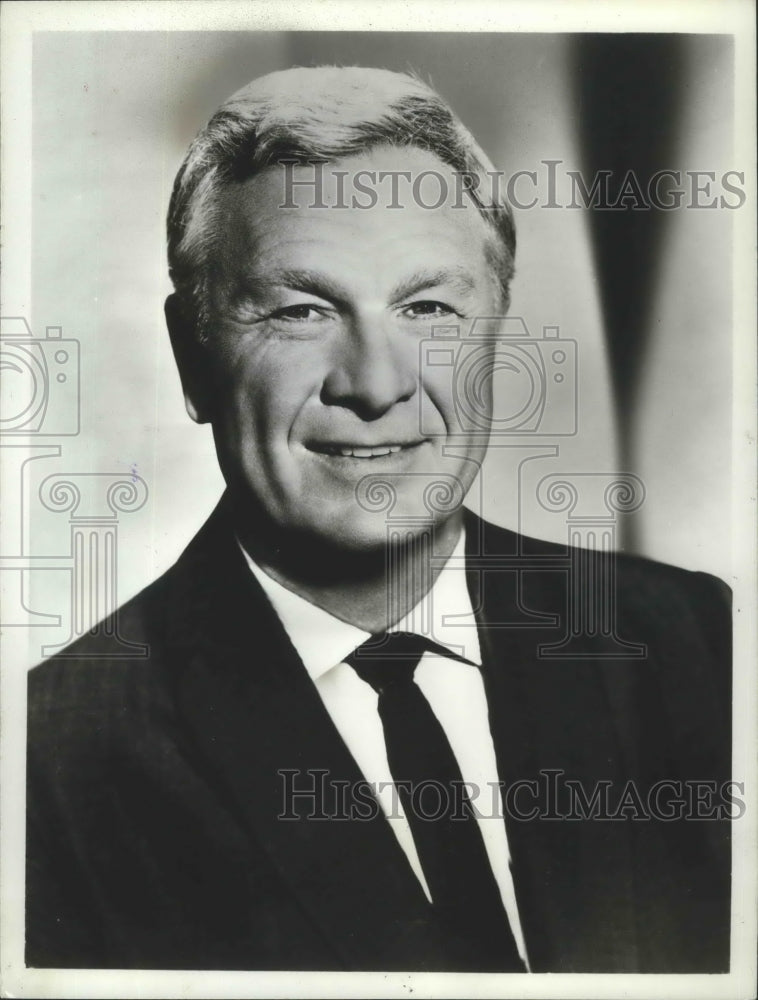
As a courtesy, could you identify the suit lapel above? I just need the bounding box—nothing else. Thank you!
[160,501,641,970]
[162,499,452,970]
[466,511,639,972]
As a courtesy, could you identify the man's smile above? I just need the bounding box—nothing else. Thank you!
[306,440,427,459]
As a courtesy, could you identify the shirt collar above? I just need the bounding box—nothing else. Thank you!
[239,530,481,681]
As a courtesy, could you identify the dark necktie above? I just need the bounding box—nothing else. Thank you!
[345,631,525,972]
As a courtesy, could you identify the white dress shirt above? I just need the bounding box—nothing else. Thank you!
[239,531,529,967]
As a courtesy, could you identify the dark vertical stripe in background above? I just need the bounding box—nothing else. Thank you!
[573,35,687,551]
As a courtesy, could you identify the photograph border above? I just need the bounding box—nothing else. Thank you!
[1,2,755,998]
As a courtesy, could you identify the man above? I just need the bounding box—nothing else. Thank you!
[26,66,731,973]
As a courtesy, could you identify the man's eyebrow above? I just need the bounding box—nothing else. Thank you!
[235,266,478,304]
[239,268,350,304]
[389,267,477,302]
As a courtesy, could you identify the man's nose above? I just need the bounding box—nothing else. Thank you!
[321,320,418,420]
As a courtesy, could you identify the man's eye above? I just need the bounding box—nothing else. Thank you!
[270,304,326,322]
[401,301,458,319]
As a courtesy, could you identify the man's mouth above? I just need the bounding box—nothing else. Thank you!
[308,441,424,459]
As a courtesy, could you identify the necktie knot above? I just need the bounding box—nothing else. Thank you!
[345,631,472,693]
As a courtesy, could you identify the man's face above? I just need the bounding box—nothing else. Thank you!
[188,145,503,551]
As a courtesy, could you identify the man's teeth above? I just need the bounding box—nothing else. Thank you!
[334,445,403,458]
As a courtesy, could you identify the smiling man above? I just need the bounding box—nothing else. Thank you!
[169,141,502,627]
[26,67,731,974]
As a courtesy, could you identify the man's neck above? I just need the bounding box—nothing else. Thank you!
[235,509,465,634]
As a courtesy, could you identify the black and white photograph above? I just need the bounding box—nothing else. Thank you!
[1,1,755,997]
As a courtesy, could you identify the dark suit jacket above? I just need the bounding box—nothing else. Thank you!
[26,497,731,972]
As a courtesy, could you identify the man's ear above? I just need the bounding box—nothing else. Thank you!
[165,293,211,424]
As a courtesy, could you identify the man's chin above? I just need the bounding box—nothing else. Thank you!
[296,501,465,556]
[230,482,465,558]
[299,511,409,554]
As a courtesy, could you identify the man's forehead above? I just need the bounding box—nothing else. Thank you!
[271,145,464,200]
[215,145,497,278]
[220,143,490,220]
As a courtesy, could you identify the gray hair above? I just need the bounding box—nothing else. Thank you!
[167,66,516,337]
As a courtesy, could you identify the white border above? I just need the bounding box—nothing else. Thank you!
[1,1,755,998]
